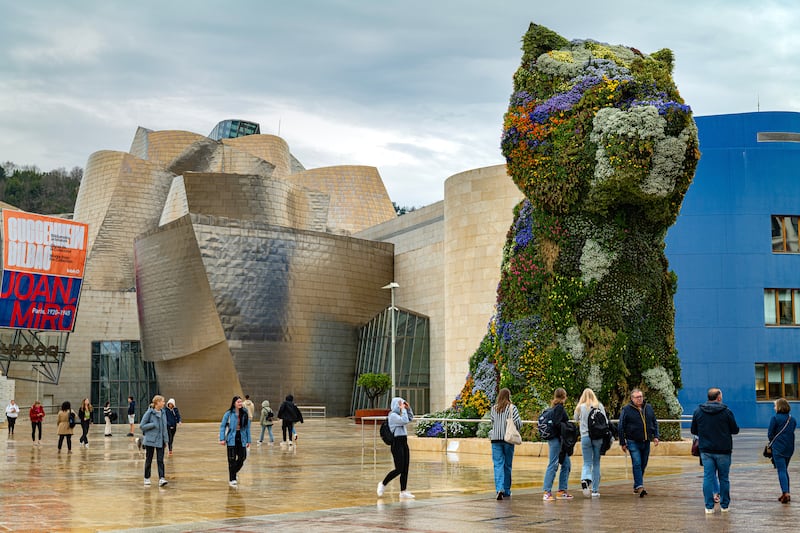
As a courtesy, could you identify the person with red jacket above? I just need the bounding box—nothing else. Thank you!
[29,400,45,446]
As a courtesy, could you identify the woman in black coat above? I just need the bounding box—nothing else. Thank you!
[768,398,797,503]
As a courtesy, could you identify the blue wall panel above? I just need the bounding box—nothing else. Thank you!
[667,112,800,427]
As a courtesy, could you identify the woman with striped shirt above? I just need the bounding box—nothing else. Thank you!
[490,388,522,500]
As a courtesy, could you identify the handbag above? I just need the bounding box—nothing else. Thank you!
[691,437,700,457]
[504,416,522,445]
[764,415,792,458]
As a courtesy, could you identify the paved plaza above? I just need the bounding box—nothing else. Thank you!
[1,418,798,532]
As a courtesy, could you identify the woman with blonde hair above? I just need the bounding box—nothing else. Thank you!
[542,387,572,501]
[140,395,169,487]
[574,387,606,497]
[489,388,522,500]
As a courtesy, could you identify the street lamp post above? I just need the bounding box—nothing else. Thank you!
[381,282,399,400]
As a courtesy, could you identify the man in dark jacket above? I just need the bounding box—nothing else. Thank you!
[618,389,660,497]
[277,395,304,447]
[691,387,739,513]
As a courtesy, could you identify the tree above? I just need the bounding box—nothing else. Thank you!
[357,373,392,408]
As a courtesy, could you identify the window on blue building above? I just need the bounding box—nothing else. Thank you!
[756,363,799,400]
[764,289,800,325]
[772,215,800,252]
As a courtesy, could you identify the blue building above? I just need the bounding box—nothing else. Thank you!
[667,111,800,427]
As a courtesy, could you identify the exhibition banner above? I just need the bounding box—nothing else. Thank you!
[0,210,89,331]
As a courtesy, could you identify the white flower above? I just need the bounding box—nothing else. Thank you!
[587,364,603,392]
[643,366,683,416]
[557,325,584,361]
[580,238,616,283]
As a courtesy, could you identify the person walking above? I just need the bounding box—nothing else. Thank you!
[29,400,45,446]
[618,388,660,497]
[691,387,739,513]
[258,400,275,445]
[127,396,136,437]
[5,399,20,436]
[277,395,303,447]
[78,398,93,448]
[377,397,415,499]
[489,388,522,500]
[542,388,573,501]
[56,401,75,453]
[164,399,181,456]
[103,401,113,436]
[574,387,606,497]
[243,395,255,420]
[219,395,251,487]
[767,397,796,504]
[140,395,169,487]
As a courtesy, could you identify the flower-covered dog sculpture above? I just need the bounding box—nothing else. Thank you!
[459,24,699,424]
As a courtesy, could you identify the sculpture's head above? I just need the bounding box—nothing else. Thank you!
[502,23,699,228]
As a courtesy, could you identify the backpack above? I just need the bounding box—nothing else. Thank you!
[537,407,556,440]
[379,419,395,446]
[68,411,76,428]
[587,406,610,440]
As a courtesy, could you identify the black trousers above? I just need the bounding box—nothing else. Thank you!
[79,420,90,444]
[226,431,247,481]
[144,445,165,479]
[6,416,16,434]
[167,426,177,451]
[31,421,42,441]
[58,434,72,450]
[382,435,410,490]
[282,421,295,442]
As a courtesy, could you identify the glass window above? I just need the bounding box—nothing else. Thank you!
[756,364,766,400]
[90,340,155,423]
[785,365,798,399]
[768,364,783,398]
[778,290,793,324]
[772,215,800,252]
[765,289,777,324]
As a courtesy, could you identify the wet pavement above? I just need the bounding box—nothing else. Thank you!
[0,419,797,532]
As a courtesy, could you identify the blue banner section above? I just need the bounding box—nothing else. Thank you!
[0,271,82,331]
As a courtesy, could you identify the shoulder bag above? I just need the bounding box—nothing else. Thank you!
[504,409,522,445]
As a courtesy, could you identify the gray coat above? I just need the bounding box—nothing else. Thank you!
[140,407,169,448]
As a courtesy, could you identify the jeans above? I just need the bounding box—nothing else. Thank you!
[774,455,791,494]
[491,441,515,495]
[626,440,650,489]
[259,425,274,443]
[144,445,165,479]
[543,437,570,493]
[581,436,603,492]
[701,452,731,509]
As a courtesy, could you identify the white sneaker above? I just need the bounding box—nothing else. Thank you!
[228,480,237,487]
[399,491,415,499]
[377,482,385,497]
[135,437,142,450]
[158,478,168,487]
[721,506,730,513]
[581,479,590,498]
[144,478,151,486]
[85,443,89,448]
[705,508,714,514]
[257,441,262,446]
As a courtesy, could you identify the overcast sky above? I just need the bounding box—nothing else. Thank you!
[2,1,799,207]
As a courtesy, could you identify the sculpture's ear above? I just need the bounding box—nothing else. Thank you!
[650,48,674,74]
[522,23,569,65]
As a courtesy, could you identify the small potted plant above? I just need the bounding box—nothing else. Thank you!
[354,372,392,424]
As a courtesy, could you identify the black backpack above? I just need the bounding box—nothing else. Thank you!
[587,406,610,440]
[379,419,395,445]
[68,411,76,428]
[537,407,556,440]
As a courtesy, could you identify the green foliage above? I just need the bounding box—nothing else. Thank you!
[357,373,392,408]
[0,163,82,214]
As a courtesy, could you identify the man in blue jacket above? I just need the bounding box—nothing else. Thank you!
[618,388,660,497]
[691,387,739,514]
